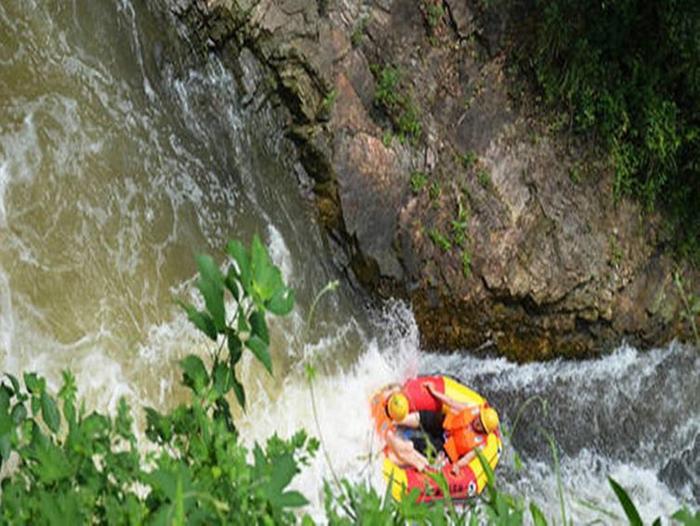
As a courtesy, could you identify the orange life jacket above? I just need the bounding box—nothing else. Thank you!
[370,391,397,443]
[443,406,487,463]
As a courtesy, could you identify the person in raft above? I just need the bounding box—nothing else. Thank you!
[387,382,500,476]
[381,384,432,472]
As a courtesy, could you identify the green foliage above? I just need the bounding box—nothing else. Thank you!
[373,65,423,144]
[429,228,452,251]
[351,16,369,48]
[461,249,472,278]
[382,131,394,147]
[429,181,441,200]
[460,150,478,169]
[0,238,314,525]
[478,169,492,190]
[2,238,697,524]
[411,171,429,194]
[421,0,445,32]
[608,477,643,526]
[523,0,700,261]
[320,88,338,116]
[674,271,700,346]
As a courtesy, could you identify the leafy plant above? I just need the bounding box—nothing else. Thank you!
[320,88,338,115]
[411,171,429,194]
[461,249,472,278]
[421,0,445,31]
[350,16,369,48]
[429,228,452,251]
[373,65,423,145]
[478,169,492,190]
[460,150,478,169]
[0,238,314,525]
[521,0,700,261]
[429,181,441,200]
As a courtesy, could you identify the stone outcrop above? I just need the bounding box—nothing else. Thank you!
[150,0,698,360]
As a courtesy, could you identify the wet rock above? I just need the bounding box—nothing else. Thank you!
[153,0,699,360]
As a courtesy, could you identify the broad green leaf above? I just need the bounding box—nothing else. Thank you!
[266,287,295,316]
[250,235,278,298]
[24,372,45,394]
[227,240,252,292]
[178,301,218,341]
[249,310,270,345]
[145,407,173,443]
[0,387,8,415]
[268,453,297,493]
[0,404,11,437]
[232,373,246,410]
[31,395,40,415]
[672,507,700,526]
[82,413,110,439]
[213,362,233,397]
[41,391,61,433]
[530,502,548,526]
[609,477,643,526]
[246,335,272,374]
[29,439,73,483]
[224,265,240,302]
[58,370,77,403]
[195,254,226,332]
[237,308,250,334]
[11,403,27,425]
[5,373,20,395]
[180,355,209,395]
[277,490,308,508]
[0,433,10,463]
[228,332,243,365]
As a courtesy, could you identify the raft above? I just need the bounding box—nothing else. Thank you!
[370,375,502,502]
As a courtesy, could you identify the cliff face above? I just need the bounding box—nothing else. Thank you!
[151,0,698,360]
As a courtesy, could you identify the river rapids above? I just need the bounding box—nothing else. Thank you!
[0,1,697,522]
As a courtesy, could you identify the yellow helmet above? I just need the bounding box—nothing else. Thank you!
[480,407,499,433]
[387,393,409,422]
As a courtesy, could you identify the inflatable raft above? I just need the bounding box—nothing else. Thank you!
[370,375,502,502]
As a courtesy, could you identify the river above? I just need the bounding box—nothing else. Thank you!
[0,1,697,522]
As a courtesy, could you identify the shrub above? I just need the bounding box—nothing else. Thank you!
[521,0,700,261]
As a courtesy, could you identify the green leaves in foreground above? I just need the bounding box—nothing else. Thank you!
[0,369,318,525]
[178,235,295,409]
[0,238,312,524]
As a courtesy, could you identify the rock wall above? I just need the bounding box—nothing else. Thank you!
[150,0,698,360]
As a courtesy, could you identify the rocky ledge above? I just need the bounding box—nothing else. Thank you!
[152,0,698,360]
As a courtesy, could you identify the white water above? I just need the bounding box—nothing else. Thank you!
[0,1,697,523]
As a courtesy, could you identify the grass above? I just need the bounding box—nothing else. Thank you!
[350,16,368,48]
[429,181,441,200]
[410,171,428,194]
[373,65,423,145]
[461,249,472,277]
[478,169,492,190]
[460,150,478,169]
[429,228,452,251]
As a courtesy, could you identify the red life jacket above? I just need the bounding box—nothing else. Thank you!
[402,375,444,412]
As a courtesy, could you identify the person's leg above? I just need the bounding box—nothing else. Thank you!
[386,430,428,471]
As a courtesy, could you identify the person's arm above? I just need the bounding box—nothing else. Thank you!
[424,382,479,412]
[451,448,479,475]
[396,411,421,428]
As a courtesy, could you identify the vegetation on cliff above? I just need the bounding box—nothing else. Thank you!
[521,0,700,261]
[0,239,697,524]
